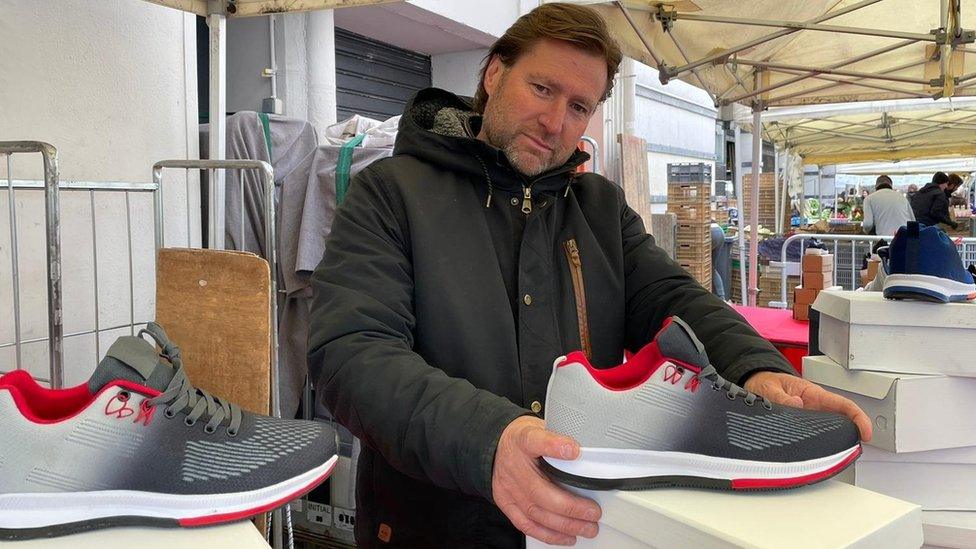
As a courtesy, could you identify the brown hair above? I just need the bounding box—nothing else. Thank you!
[472,3,623,113]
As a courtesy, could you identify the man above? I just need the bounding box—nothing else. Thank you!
[947,173,964,198]
[911,171,958,229]
[308,4,871,547]
[862,175,914,237]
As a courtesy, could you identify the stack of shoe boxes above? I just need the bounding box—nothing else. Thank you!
[803,290,976,549]
[793,250,834,321]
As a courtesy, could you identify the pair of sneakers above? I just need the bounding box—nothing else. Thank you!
[868,222,976,302]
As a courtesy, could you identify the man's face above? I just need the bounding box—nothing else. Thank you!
[478,38,607,178]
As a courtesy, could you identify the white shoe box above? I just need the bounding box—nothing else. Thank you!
[922,511,976,549]
[527,481,921,548]
[803,354,976,453]
[813,290,976,377]
[855,446,976,510]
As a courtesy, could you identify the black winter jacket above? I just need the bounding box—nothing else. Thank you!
[308,88,795,548]
[911,182,956,228]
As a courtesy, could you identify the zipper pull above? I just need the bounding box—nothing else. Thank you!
[522,186,533,214]
[565,239,581,266]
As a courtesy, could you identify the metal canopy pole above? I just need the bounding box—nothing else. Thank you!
[664,0,884,80]
[734,123,747,305]
[615,1,663,68]
[722,40,919,106]
[208,1,227,250]
[749,97,762,307]
[674,13,938,42]
[774,145,780,235]
[768,59,929,104]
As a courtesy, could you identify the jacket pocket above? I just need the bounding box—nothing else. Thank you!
[563,238,592,360]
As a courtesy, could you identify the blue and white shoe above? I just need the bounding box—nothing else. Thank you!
[882,222,976,303]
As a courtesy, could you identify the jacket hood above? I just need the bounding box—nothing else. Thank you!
[918,181,944,195]
[393,87,589,194]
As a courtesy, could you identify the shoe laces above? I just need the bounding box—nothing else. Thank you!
[140,326,243,436]
[693,364,772,410]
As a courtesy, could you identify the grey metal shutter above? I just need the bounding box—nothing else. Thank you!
[335,28,432,122]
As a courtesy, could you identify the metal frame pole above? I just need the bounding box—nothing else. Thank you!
[749,101,762,307]
[664,0,884,79]
[0,141,62,387]
[774,145,780,235]
[733,124,748,305]
[208,5,227,250]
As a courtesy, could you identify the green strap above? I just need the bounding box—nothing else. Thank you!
[336,133,367,205]
[258,112,273,160]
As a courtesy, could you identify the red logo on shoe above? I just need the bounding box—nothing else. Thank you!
[134,398,157,427]
[663,365,683,384]
[685,376,701,393]
[104,392,135,419]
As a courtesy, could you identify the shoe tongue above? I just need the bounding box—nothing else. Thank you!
[654,316,711,370]
[88,334,176,393]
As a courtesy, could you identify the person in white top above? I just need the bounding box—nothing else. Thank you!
[862,175,915,238]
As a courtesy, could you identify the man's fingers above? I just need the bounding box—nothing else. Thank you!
[525,502,600,539]
[755,382,803,408]
[499,501,576,546]
[520,426,580,460]
[800,384,874,441]
[525,471,602,523]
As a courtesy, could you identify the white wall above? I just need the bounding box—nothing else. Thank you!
[0,0,199,385]
[409,0,521,38]
[431,49,488,98]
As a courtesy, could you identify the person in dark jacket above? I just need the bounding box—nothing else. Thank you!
[911,171,958,229]
[308,4,871,547]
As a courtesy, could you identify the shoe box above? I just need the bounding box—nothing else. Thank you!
[525,481,921,549]
[812,290,976,377]
[803,354,976,453]
[854,445,976,511]
[922,510,976,549]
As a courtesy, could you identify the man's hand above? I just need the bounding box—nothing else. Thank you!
[744,371,873,441]
[492,416,601,546]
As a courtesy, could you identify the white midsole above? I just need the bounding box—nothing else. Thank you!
[0,455,338,529]
[543,446,857,481]
[884,273,976,297]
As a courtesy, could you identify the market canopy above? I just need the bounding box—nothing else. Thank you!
[144,0,398,17]
[583,0,976,108]
[753,97,976,164]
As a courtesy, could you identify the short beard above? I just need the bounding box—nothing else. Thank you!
[504,144,549,178]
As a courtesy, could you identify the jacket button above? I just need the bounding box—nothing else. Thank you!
[523,294,533,306]
[510,197,519,206]
[530,400,543,414]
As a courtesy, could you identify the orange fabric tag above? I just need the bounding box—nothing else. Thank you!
[378,523,392,543]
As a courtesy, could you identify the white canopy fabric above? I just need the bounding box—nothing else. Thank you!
[144,0,398,17]
[585,0,976,108]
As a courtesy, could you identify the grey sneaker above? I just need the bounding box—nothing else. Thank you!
[0,323,337,540]
[542,317,861,491]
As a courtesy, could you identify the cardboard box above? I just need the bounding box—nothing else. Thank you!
[803,271,834,289]
[527,481,921,548]
[793,302,810,321]
[794,286,820,305]
[922,510,976,549]
[813,290,976,377]
[803,354,976,452]
[802,253,834,273]
[856,446,976,510]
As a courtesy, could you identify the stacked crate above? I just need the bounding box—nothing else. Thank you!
[741,172,778,230]
[668,163,712,291]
